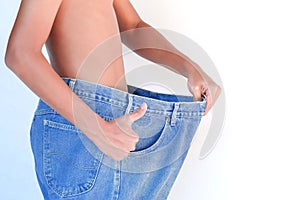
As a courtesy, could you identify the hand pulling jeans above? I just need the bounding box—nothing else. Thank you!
[30,78,206,200]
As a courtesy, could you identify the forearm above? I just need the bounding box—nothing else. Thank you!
[5,50,106,135]
[3,0,103,135]
[121,21,199,78]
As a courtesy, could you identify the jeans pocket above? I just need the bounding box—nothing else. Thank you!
[129,115,171,156]
[43,119,102,198]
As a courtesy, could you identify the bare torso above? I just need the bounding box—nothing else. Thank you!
[6,0,220,154]
[46,0,127,91]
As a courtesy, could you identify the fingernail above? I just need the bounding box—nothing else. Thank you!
[141,103,147,110]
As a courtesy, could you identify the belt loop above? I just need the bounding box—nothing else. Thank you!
[171,103,180,126]
[69,78,76,91]
[125,94,133,114]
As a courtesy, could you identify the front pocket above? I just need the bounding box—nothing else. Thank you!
[129,115,171,156]
[43,119,102,198]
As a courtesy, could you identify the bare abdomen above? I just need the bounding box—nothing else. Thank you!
[45,0,127,91]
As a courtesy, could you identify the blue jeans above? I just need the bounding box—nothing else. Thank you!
[30,78,206,200]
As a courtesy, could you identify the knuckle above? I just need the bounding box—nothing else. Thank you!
[193,85,202,92]
[134,136,139,142]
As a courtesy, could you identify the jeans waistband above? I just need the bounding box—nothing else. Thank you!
[62,77,206,117]
[34,77,207,172]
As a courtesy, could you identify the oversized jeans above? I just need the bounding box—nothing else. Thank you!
[30,78,206,200]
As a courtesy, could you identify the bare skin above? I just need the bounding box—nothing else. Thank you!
[5,0,221,160]
[47,0,127,90]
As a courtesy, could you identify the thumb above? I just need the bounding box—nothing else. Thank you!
[129,103,147,122]
[193,93,203,102]
[192,89,204,102]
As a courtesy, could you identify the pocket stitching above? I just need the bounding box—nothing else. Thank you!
[43,119,102,198]
[128,116,170,156]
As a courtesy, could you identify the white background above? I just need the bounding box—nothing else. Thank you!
[1,0,300,199]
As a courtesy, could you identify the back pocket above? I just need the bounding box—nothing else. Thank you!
[43,119,102,198]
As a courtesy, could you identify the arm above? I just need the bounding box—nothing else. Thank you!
[5,0,146,161]
[5,0,78,124]
[113,0,221,115]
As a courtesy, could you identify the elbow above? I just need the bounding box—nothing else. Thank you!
[5,46,17,70]
[5,43,24,71]
[4,43,37,74]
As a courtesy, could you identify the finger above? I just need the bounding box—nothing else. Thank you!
[204,86,221,115]
[192,85,207,102]
[204,99,212,115]
[92,135,130,161]
[203,91,212,116]
[129,103,147,122]
[106,132,138,153]
[193,94,202,102]
[119,129,139,144]
[106,123,139,143]
[191,85,202,101]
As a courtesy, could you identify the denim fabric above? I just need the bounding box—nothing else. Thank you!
[30,78,206,200]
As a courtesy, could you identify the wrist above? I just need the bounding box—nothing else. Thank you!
[183,60,201,79]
